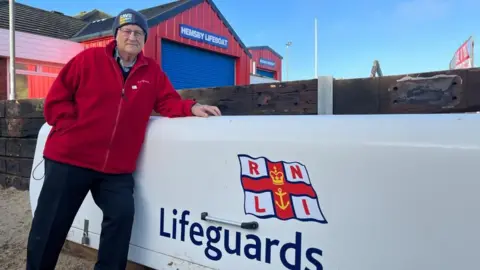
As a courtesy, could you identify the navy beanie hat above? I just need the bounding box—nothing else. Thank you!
[112,8,148,41]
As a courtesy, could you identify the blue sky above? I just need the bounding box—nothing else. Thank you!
[19,0,480,81]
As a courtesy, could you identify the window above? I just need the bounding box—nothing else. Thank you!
[7,60,64,99]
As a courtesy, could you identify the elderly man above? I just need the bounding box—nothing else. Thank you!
[26,8,221,270]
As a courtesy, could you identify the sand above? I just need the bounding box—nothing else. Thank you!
[0,187,95,270]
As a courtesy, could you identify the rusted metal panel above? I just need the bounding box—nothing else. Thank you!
[387,74,463,113]
[378,69,470,113]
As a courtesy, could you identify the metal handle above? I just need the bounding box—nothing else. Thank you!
[201,212,259,230]
[81,219,90,245]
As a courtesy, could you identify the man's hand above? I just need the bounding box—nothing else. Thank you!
[191,103,222,117]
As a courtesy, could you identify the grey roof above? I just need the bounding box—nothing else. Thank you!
[74,9,113,23]
[70,0,190,40]
[0,0,87,39]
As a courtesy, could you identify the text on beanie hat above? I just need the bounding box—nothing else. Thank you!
[112,8,149,41]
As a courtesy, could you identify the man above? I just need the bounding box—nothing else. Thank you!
[26,8,221,270]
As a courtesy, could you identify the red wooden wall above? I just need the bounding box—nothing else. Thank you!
[249,48,282,81]
[81,0,250,85]
[83,36,113,49]
[7,59,64,99]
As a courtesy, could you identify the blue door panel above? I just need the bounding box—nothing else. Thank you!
[161,40,235,90]
[256,68,275,78]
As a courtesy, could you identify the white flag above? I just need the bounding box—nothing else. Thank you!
[292,195,327,223]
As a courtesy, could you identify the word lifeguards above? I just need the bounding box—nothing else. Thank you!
[159,208,324,269]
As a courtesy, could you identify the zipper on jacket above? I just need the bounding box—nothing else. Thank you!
[102,88,124,171]
[102,59,132,171]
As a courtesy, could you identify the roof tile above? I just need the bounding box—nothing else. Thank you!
[73,0,190,38]
[0,1,87,39]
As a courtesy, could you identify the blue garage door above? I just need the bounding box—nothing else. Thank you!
[256,68,275,78]
[161,40,235,90]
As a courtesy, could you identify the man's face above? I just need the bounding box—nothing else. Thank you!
[116,24,145,55]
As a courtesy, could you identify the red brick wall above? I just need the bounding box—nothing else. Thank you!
[0,58,7,100]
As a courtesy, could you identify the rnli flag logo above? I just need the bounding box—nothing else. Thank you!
[238,154,327,224]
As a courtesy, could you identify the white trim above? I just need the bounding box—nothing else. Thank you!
[15,70,57,77]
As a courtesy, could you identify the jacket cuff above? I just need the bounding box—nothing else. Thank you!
[183,100,196,116]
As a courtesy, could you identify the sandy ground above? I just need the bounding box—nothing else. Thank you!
[0,187,95,270]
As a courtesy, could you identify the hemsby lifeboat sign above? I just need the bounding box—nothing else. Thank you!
[29,115,480,269]
[179,24,229,49]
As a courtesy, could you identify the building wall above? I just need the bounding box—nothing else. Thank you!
[0,28,84,64]
[81,0,250,85]
[83,36,113,49]
[6,58,65,99]
[249,48,282,81]
[0,29,84,99]
[0,58,6,99]
[148,1,250,85]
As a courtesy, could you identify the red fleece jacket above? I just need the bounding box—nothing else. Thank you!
[43,40,196,174]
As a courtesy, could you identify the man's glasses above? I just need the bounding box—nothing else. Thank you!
[119,28,144,39]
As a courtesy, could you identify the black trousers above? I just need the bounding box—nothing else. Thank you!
[26,158,135,270]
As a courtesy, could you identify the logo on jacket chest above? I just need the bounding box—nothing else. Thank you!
[132,80,151,91]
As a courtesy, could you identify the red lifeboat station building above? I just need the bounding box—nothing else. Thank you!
[71,0,252,90]
[248,46,283,81]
